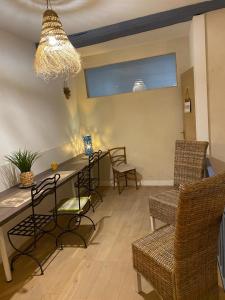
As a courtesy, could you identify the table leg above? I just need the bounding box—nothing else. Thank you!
[0,227,12,282]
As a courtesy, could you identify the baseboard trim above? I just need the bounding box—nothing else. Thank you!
[141,180,173,186]
[100,180,173,187]
[100,180,114,187]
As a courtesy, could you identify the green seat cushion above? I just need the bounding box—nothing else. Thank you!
[57,196,90,213]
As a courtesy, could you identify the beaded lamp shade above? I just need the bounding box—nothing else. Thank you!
[34,9,81,80]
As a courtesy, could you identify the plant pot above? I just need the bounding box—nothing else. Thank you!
[20,171,34,186]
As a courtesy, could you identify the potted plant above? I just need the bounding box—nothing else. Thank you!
[5,150,39,187]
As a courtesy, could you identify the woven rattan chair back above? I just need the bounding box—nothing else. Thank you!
[174,140,208,187]
[174,173,225,299]
[109,147,127,167]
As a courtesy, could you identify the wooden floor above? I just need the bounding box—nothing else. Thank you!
[0,186,225,300]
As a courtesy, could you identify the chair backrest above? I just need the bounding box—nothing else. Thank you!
[76,166,90,193]
[174,172,225,299]
[108,147,127,167]
[75,166,90,210]
[88,150,102,187]
[89,150,102,166]
[31,173,60,210]
[174,140,208,187]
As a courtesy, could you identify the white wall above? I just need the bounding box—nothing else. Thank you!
[206,8,225,161]
[0,29,81,192]
[76,36,191,185]
[189,15,209,142]
[0,29,82,261]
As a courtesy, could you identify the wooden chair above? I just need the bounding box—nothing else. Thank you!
[108,147,138,194]
[149,140,208,231]
[133,172,225,299]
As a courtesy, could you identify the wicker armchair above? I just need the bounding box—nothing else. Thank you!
[133,172,225,299]
[149,140,208,230]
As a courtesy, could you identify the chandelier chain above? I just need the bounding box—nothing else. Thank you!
[46,0,52,9]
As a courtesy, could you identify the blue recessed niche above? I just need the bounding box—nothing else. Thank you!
[84,53,177,98]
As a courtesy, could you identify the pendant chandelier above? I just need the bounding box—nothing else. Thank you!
[34,0,81,80]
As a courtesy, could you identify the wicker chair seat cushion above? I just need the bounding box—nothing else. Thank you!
[149,189,179,225]
[113,163,135,173]
[132,225,175,300]
[57,196,90,213]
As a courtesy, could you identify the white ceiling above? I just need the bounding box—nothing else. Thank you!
[0,0,206,42]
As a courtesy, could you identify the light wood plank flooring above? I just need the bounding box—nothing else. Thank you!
[0,186,225,300]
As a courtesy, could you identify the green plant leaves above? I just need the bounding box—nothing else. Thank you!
[5,150,40,173]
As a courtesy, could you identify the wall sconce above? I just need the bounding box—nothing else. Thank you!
[83,135,93,156]
[184,88,192,113]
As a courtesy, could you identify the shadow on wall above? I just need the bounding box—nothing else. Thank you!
[79,126,113,151]
[64,119,113,184]
[0,164,18,192]
[63,134,84,157]
[63,105,113,156]
[63,127,113,185]
[63,126,111,157]
[78,126,143,185]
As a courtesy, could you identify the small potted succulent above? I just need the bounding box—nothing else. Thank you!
[5,149,39,187]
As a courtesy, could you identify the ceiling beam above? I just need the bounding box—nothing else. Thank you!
[69,1,225,48]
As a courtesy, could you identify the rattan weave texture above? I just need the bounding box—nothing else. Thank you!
[149,140,208,226]
[35,9,81,80]
[174,140,208,187]
[133,225,175,300]
[149,190,179,225]
[133,172,225,299]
